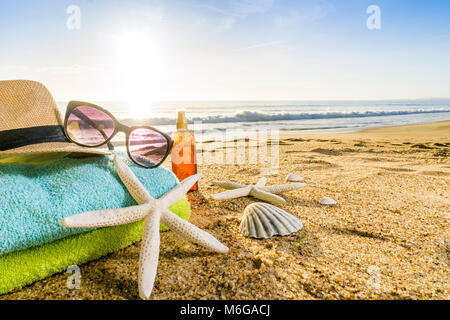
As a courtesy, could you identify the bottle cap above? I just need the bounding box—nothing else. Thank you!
[176,110,188,130]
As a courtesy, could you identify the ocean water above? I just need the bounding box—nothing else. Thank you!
[58,100,450,141]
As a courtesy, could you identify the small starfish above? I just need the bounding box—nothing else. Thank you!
[62,155,229,300]
[211,177,306,205]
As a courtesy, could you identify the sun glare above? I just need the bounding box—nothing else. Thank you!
[113,32,162,118]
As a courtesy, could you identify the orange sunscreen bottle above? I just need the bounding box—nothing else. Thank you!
[171,110,198,191]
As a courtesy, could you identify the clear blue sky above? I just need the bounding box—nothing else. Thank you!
[1,0,449,101]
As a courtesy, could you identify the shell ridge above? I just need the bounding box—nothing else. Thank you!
[261,203,293,231]
[253,206,278,237]
[242,212,250,237]
[251,207,270,238]
[247,210,258,238]
[263,205,292,235]
[272,206,303,231]
[258,203,292,236]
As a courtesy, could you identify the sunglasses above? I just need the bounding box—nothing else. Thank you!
[64,101,173,168]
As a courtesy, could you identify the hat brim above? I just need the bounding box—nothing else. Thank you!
[0,142,110,158]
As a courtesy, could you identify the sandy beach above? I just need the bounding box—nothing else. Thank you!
[1,121,449,300]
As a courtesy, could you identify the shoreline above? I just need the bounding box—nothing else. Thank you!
[280,119,450,140]
[198,119,450,142]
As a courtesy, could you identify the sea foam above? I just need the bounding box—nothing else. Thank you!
[124,109,450,126]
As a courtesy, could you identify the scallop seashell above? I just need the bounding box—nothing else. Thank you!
[285,173,305,183]
[239,202,303,239]
[319,197,337,205]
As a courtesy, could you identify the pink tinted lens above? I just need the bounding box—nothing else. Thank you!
[66,106,115,146]
[128,128,169,167]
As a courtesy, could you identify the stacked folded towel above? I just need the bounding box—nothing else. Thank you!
[0,153,190,295]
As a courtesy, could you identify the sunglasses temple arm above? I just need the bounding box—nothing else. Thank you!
[107,141,115,151]
[71,109,115,151]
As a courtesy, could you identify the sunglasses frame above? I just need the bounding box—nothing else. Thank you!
[64,101,174,168]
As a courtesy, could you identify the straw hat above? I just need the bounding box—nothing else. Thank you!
[0,80,109,157]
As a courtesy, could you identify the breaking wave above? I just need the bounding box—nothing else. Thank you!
[125,109,450,125]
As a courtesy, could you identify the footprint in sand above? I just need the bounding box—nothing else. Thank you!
[311,148,343,156]
[296,159,339,169]
[435,142,450,147]
[361,157,396,162]
[420,171,450,176]
[411,144,435,150]
[378,167,415,172]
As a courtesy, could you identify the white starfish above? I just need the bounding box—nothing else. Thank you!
[211,177,306,205]
[61,155,229,300]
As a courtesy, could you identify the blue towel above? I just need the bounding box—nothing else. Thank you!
[0,153,179,256]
